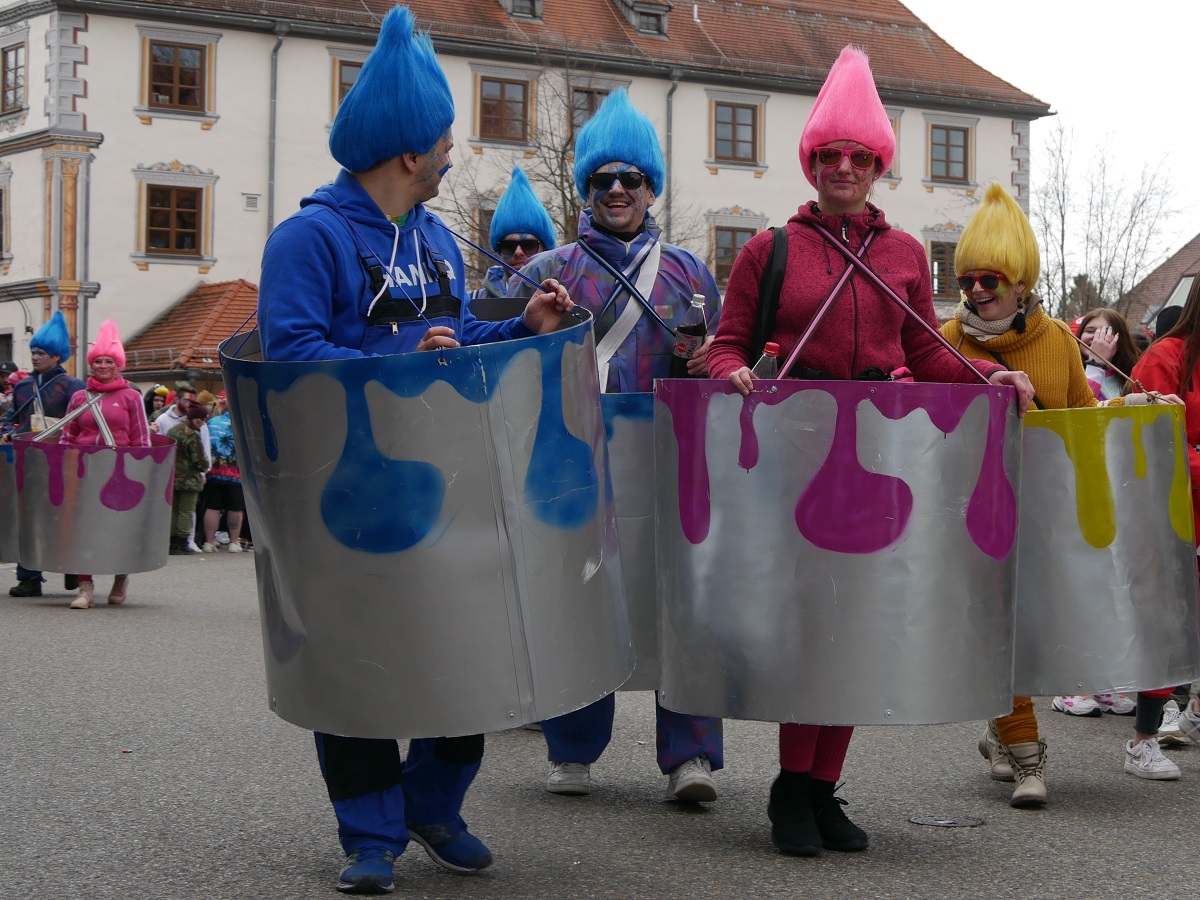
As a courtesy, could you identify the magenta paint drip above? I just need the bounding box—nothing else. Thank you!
[658,381,1016,559]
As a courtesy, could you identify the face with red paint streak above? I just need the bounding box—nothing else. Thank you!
[961,269,1025,322]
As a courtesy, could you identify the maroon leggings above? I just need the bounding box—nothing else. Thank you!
[779,723,854,781]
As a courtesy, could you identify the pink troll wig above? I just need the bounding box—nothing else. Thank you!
[799,45,896,188]
[88,319,126,370]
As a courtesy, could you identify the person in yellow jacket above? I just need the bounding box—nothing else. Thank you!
[940,183,1175,808]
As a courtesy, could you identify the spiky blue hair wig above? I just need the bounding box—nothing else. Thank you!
[30,310,70,361]
[489,168,557,252]
[573,89,665,200]
[329,6,455,172]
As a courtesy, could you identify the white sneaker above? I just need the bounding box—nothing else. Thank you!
[547,761,591,795]
[186,541,202,554]
[1124,738,1181,780]
[214,530,231,545]
[665,756,717,802]
[201,542,216,553]
[1094,692,1136,715]
[225,543,244,553]
[1158,701,1187,746]
[1051,695,1102,717]
[1179,700,1200,745]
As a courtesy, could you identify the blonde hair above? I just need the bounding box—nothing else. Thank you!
[954,183,1040,292]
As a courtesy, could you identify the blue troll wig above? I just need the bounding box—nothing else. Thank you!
[573,89,665,200]
[30,310,70,361]
[329,6,455,172]
[489,168,557,251]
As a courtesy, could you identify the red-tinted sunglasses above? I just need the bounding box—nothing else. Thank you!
[815,146,878,169]
[957,272,1005,292]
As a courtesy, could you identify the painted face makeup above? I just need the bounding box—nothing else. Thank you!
[589,161,654,234]
[961,269,1021,322]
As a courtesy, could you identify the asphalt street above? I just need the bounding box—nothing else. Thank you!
[2,554,1198,899]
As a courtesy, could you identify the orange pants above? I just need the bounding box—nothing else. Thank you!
[995,696,1039,746]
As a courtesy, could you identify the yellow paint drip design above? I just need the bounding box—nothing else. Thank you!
[1024,405,1192,548]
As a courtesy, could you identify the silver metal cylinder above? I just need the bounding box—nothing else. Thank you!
[15,434,175,574]
[655,379,1021,725]
[219,318,634,739]
[1012,406,1200,695]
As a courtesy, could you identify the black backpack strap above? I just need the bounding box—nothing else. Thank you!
[752,226,788,362]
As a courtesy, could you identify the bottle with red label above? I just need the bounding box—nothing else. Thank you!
[669,295,708,378]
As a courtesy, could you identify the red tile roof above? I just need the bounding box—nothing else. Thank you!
[125,0,1048,113]
[123,279,258,372]
[1122,232,1200,327]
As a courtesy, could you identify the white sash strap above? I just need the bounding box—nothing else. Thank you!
[595,241,662,391]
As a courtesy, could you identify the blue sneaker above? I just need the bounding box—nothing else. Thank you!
[336,848,395,894]
[407,822,493,873]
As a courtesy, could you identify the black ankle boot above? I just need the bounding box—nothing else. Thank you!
[767,769,821,856]
[810,779,868,851]
[8,578,42,597]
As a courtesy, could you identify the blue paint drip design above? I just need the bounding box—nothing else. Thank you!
[319,365,446,553]
[220,320,599,553]
[601,392,654,441]
[524,347,599,529]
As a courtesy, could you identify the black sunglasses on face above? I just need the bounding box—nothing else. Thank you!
[588,171,649,192]
[957,272,1004,292]
[497,238,543,255]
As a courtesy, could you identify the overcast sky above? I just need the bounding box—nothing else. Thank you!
[900,0,1200,257]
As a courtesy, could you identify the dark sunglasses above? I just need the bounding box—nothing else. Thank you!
[956,272,1005,292]
[815,146,878,169]
[587,171,649,192]
[497,238,543,256]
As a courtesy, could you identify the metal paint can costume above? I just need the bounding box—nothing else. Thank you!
[0,444,15,562]
[14,434,175,573]
[602,393,658,690]
[1013,405,1200,695]
[655,378,1021,726]
[219,314,634,740]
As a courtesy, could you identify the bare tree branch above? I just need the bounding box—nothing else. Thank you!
[430,52,709,290]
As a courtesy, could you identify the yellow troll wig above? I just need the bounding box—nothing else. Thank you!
[954,183,1040,291]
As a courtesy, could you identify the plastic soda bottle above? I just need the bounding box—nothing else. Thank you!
[669,295,708,378]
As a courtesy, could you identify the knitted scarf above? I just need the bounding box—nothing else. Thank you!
[955,294,1043,342]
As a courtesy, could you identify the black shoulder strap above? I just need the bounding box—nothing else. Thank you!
[985,348,1044,410]
[752,226,788,362]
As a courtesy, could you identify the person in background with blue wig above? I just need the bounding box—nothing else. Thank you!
[255,5,572,894]
[510,87,725,803]
[470,167,556,313]
[3,310,85,598]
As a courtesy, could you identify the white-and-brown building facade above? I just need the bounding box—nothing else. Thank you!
[0,0,1050,374]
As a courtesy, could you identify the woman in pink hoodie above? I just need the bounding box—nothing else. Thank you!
[707,46,1034,859]
[62,319,151,608]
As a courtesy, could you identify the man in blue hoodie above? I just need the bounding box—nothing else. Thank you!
[3,310,85,597]
[257,7,571,895]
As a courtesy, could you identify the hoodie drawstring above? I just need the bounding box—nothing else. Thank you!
[366,220,403,330]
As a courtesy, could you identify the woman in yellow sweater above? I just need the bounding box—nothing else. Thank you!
[939,183,1168,808]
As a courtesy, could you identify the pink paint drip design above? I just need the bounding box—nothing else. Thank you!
[99,453,146,511]
[657,381,1017,559]
[14,438,175,510]
[863,385,1016,560]
[657,382,722,544]
[737,388,791,471]
[794,397,913,553]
